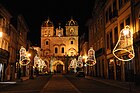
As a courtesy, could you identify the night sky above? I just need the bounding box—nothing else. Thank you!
[0,0,94,46]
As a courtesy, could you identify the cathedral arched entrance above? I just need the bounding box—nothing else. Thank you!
[56,64,63,73]
[52,60,65,73]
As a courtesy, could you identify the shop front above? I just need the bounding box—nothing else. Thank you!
[0,48,9,81]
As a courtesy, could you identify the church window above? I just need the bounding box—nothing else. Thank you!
[46,41,48,45]
[71,41,73,44]
[55,47,58,53]
[62,47,64,53]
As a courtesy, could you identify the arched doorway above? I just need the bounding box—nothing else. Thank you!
[51,60,65,73]
[56,64,63,73]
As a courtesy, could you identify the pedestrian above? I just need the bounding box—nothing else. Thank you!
[35,67,39,76]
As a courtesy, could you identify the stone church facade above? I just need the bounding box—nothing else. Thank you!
[40,17,79,73]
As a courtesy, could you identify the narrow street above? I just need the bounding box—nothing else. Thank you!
[40,74,81,93]
[0,74,138,93]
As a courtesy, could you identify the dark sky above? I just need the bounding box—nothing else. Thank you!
[0,0,94,46]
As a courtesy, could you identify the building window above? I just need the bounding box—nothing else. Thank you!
[106,11,109,23]
[71,41,73,44]
[62,47,64,53]
[126,16,130,25]
[110,31,113,50]
[109,6,112,21]
[124,0,129,3]
[119,0,123,9]
[100,18,102,26]
[107,34,110,49]
[95,24,98,33]
[120,22,124,31]
[55,47,58,53]
[46,41,48,45]
[113,0,118,17]
[113,0,117,11]
[114,26,118,44]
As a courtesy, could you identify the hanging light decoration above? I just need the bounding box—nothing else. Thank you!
[86,47,96,66]
[19,46,30,66]
[77,55,83,68]
[69,58,77,68]
[113,25,135,61]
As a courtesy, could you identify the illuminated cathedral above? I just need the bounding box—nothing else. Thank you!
[40,17,79,73]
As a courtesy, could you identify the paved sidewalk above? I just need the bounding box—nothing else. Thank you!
[0,75,51,93]
[40,74,81,93]
[85,76,140,93]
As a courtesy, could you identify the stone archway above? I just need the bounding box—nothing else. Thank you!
[51,60,65,73]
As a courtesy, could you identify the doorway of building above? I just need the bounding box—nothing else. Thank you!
[56,64,63,73]
[51,60,65,73]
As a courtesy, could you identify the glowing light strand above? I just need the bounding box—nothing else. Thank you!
[86,47,96,66]
[113,25,135,61]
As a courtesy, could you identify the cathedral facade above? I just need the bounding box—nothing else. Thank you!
[40,17,79,73]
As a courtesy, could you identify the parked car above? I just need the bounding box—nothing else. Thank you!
[76,71,85,77]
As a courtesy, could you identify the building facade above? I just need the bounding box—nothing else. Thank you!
[0,4,11,81]
[87,0,140,83]
[0,4,30,81]
[132,0,140,85]
[40,17,79,73]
